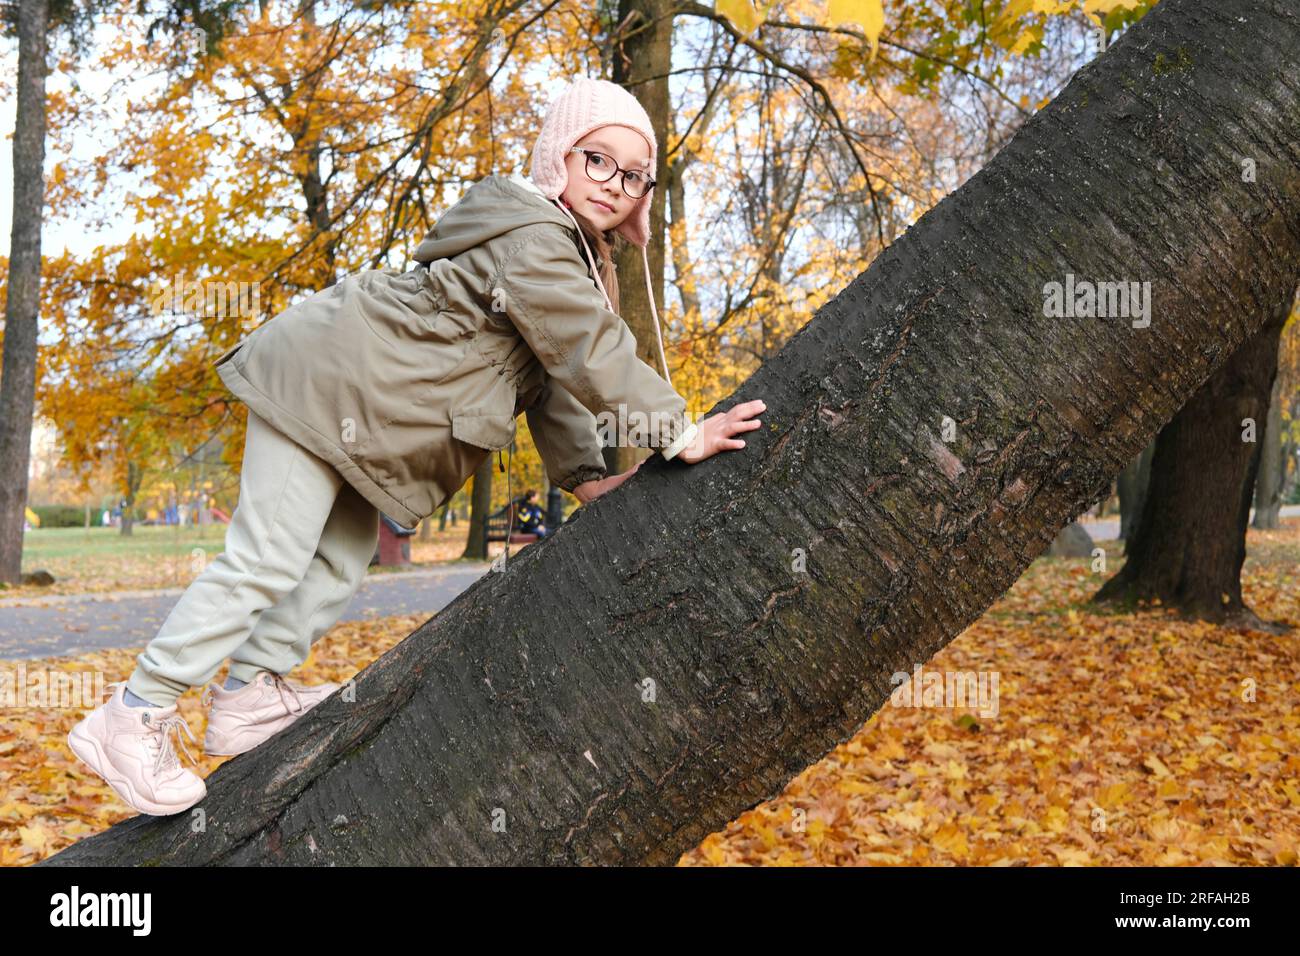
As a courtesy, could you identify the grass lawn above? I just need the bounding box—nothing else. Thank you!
[4,521,537,599]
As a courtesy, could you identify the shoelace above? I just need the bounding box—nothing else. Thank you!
[201,672,307,715]
[266,672,307,716]
[101,681,198,775]
[141,711,199,775]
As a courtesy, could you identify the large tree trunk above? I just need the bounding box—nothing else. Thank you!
[1092,287,1294,626]
[0,0,49,585]
[43,0,1300,866]
[1251,369,1286,528]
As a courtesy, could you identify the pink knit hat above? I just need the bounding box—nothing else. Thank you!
[527,77,673,387]
[528,77,656,248]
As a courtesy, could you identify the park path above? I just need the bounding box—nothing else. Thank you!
[0,564,489,661]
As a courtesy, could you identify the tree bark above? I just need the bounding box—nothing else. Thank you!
[42,0,1300,866]
[1251,368,1286,528]
[1092,284,1295,626]
[0,0,49,585]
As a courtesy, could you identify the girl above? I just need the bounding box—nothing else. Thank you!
[67,77,766,816]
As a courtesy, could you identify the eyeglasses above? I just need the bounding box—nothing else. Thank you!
[569,147,656,199]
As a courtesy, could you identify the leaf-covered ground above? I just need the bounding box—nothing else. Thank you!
[680,522,1300,866]
[0,612,428,865]
[2,522,1297,866]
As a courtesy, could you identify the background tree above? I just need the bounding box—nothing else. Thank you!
[0,0,257,575]
[1251,306,1299,528]
[0,0,52,585]
[1093,286,1298,628]
[1114,439,1153,542]
[1252,366,1286,529]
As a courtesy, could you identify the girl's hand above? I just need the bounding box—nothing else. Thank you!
[573,399,766,501]
[676,399,766,464]
[572,458,643,504]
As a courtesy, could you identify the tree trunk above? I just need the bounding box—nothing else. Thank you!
[1092,285,1295,626]
[119,460,141,536]
[0,0,49,585]
[1115,439,1154,543]
[42,0,1300,866]
[1251,369,1286,528]
[461,459,492,561]
[609,0,674,478]
[1281,434,1298,505]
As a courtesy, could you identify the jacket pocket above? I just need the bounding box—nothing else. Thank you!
[451,407,517,451]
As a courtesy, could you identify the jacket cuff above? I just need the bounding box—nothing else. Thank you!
[557,464,608,493]
[659,422,699,461]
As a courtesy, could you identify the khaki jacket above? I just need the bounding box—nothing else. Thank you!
[213,172,696,529]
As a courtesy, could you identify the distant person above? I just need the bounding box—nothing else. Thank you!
[514,490,548,538]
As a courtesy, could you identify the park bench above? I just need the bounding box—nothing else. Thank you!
[486,500,539,544]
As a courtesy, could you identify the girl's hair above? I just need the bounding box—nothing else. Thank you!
[561,200,621,313]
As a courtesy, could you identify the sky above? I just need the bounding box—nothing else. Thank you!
[0,21,153,262]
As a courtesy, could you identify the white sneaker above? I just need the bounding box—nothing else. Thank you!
[67,681,207,816]
[202,670,340,756]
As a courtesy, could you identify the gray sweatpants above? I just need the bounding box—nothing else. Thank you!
[127,410,379,707]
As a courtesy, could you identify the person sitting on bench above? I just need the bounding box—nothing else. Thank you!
[514,489,548,538]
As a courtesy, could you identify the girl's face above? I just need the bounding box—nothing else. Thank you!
[560,126,652,231]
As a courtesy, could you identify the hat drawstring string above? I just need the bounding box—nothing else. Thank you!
[639,243,672,390]
[498,444,514,564]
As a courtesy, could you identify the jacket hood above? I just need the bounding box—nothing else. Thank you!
[412,173,587,266]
